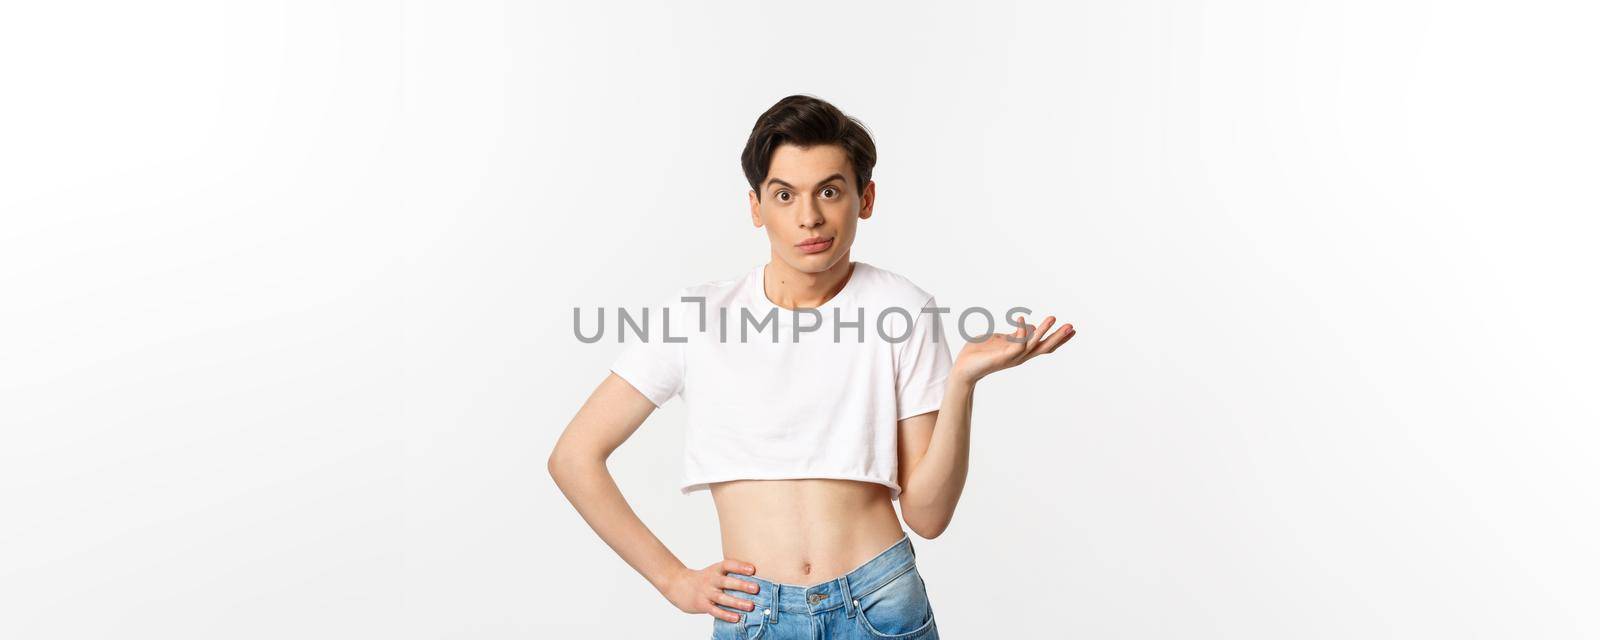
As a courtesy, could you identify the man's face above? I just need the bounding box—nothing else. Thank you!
[748,143,875,273]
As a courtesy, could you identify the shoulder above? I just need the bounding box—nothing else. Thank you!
[853,261,938,309]
[666,266,753,309]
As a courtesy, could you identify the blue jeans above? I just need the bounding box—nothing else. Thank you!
[712,532,939,640]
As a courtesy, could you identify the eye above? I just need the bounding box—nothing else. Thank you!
[776,190,791,202]
[821,186,838,198]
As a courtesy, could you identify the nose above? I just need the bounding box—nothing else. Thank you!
[797,198,824,229]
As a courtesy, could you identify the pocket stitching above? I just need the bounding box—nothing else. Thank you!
[856,611,935,640]
[745,615,768,640]
[711,612,768,640]
[852,562,917,601]
[852,569,935,639]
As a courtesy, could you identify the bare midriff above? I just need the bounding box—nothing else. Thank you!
[710,478,907,587]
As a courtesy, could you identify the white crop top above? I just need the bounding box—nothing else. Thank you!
[608,260,952,500]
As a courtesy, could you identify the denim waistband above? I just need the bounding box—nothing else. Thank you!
[734,532,917,621]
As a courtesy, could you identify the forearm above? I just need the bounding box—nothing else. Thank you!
[898,375,977,537]
[548,453,686,593]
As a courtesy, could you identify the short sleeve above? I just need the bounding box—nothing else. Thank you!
[609,290,689,408]
[894,295,953,420]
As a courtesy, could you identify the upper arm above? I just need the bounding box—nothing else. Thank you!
[552,289,690,464]
[550,371,661,464]
[894,294,951,489]
[895,410,939,492]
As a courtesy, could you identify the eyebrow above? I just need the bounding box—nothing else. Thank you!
[766,173,847,192]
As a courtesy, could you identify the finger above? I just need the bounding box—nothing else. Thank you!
[1029,320,1068,357]
[707,602,743,623]
[1026,316,1055,353]
[713,591,758,612]
[1003,313,1026,342]
[1012,322,1035,349]
[721,575,760,594]
[1040,324,1075,354]
[720,559,756,575]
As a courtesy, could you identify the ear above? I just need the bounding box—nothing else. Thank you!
[859,180,876,220]
[748,190,763,228]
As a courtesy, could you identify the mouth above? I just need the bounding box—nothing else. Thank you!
[794,236,834,254]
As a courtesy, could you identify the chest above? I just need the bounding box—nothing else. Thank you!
[683,329,899,418]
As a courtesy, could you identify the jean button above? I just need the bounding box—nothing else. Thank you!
[763,608,770,616]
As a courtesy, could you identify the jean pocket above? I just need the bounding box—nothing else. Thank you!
[711,596,767,640]
[852,566,936,639]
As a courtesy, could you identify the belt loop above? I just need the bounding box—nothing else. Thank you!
[768,582,779,623]
[841,575,856,619]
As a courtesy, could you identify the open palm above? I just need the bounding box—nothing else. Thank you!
[951,314,1075,384]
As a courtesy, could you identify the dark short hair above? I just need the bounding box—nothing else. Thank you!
[741,94,877,201]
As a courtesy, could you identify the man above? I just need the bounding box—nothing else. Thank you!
[549,94,1075,638]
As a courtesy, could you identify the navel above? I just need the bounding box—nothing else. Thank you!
[801,561,812,575]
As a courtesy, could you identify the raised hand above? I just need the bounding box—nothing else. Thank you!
[951,313,1075,384]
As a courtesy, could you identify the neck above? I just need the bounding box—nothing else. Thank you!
[764,253,854,310]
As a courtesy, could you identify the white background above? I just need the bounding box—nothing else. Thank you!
[2,1,1597,638]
